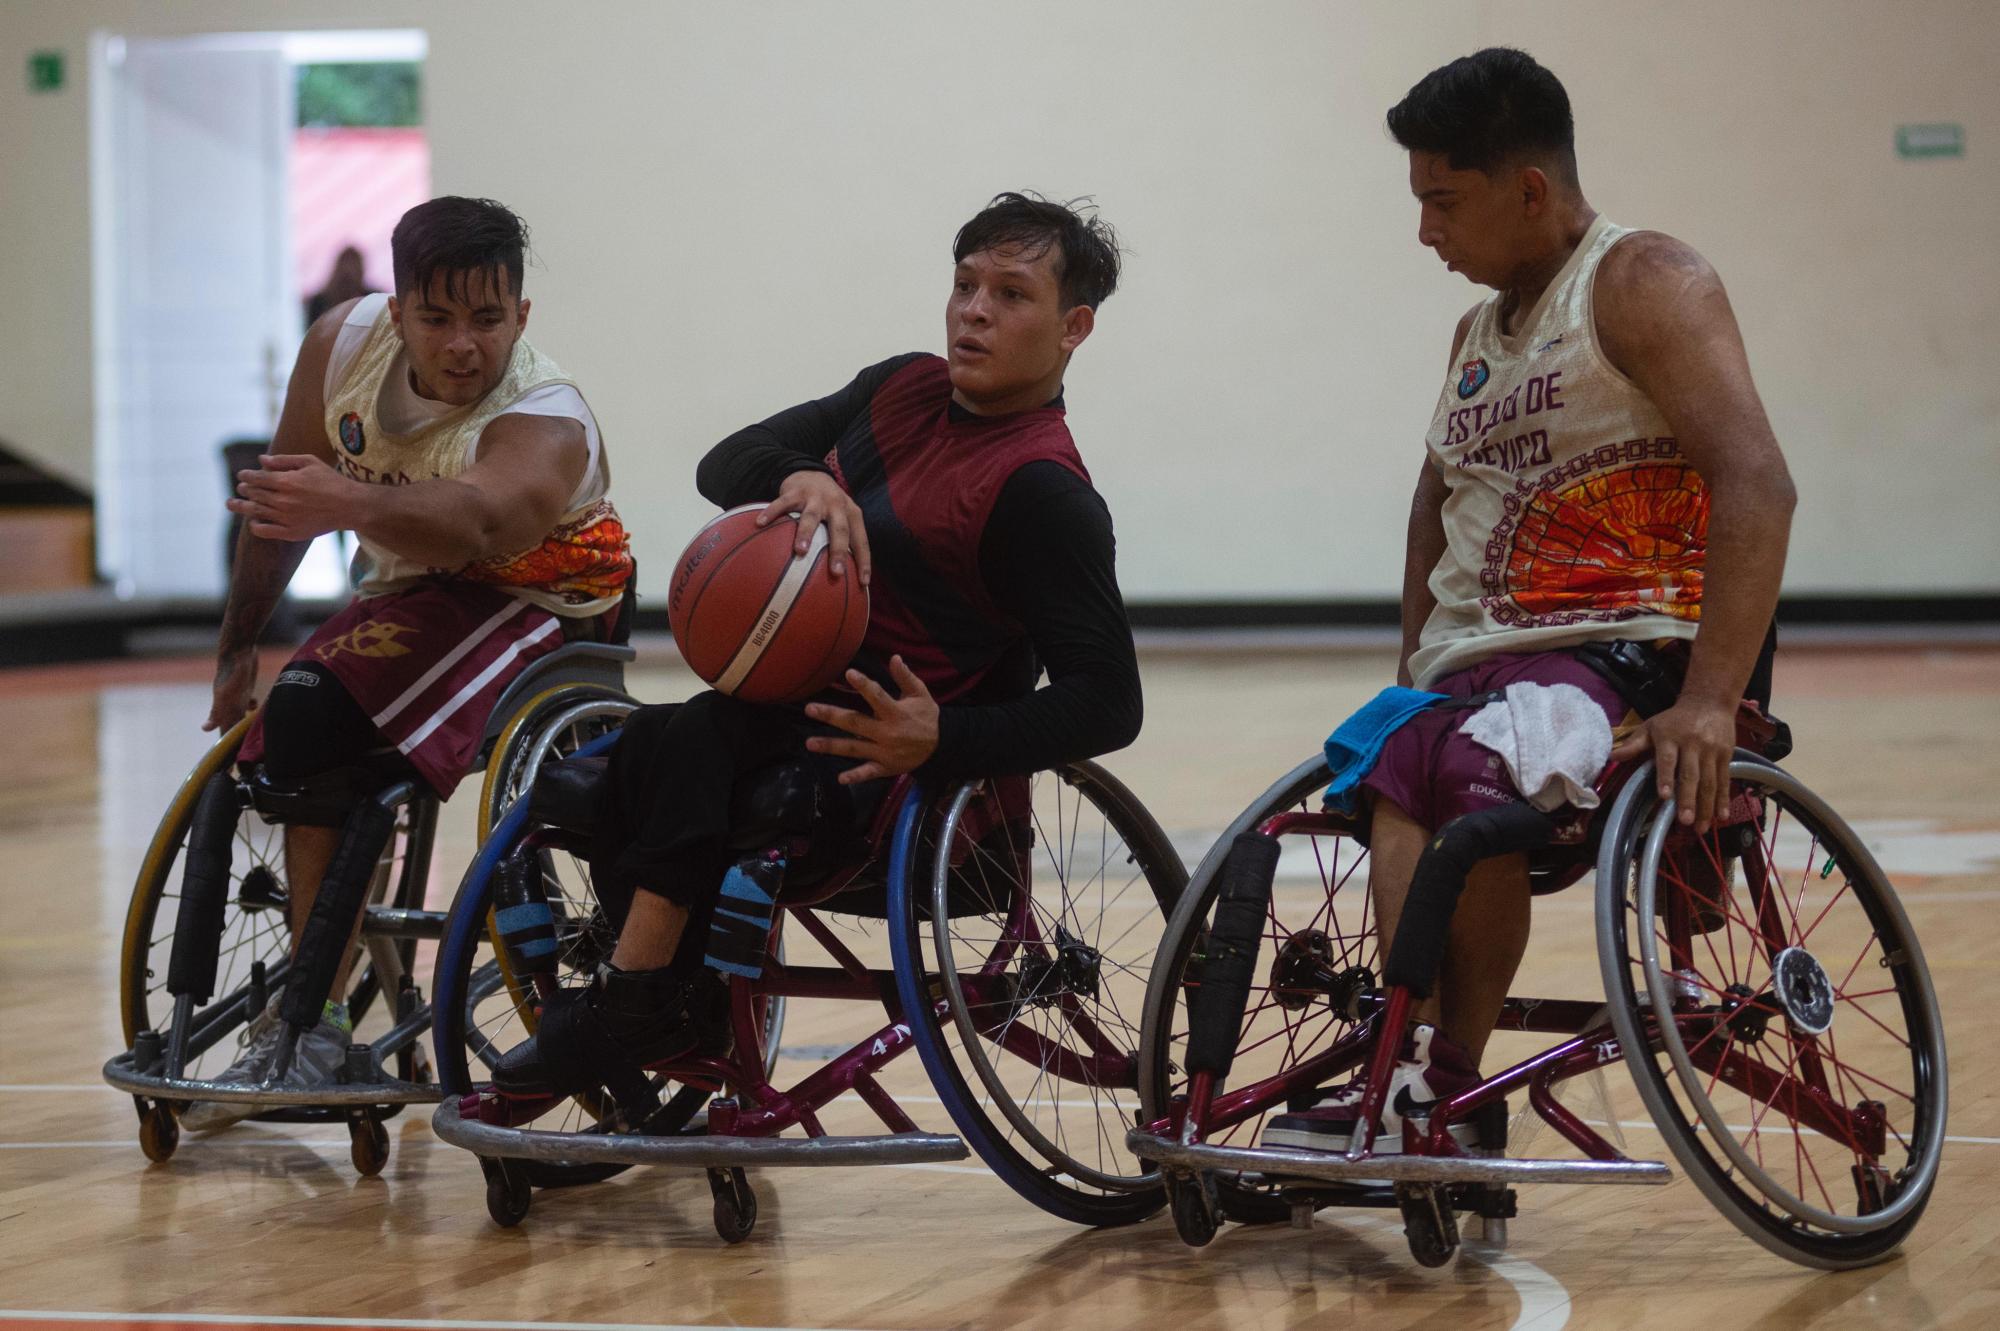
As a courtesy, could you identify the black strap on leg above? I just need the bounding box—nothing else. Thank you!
[278,782,413,1031]
[1186,833,1282,1079]
[165,774,242,1002]
[1382,804,1556,998]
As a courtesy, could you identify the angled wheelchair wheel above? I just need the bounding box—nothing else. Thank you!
[1137,755,1381,1226]
[1596,756,1947,1269]
[889,761,1187,1226]
[117,718,436,1084]
[477,683,638,841]
[438,711,739,1192]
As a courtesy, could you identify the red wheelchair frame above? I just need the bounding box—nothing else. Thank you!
[433,745,1182,1240]
[1130,704,1946,1269]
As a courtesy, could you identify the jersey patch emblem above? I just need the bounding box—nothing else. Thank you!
[338,412,366,455]
[1457,358,1490,400]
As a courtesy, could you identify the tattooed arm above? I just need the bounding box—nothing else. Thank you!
[204,302,353,732]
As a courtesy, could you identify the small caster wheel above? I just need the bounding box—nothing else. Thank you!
[483,1159,532,1228]
[709,1167,757,1244]
[138,1102,179,1163]
[1395,1183,1460,1268]
[349,1117,391,1177]
[1168,1173,1220,1248]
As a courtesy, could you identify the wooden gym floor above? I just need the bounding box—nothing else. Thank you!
[1,637,1995,1331]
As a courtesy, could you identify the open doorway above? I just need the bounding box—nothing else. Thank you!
[91,28,428,603]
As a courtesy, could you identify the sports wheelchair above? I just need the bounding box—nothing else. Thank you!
[102,642,639,1175]
[1127,703,1946,1270]
[427,718,1185,1242]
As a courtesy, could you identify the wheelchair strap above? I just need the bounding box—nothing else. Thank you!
[1185,833,1283,1079]
[1382,803,1557,999]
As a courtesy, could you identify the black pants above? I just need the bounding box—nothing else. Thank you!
[588,691,889,970]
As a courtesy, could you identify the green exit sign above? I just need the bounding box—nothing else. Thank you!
[1896,123,1964,159]
[27,50,64,92]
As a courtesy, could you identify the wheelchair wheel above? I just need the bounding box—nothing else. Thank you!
[889,761,1187,1226]
[1137,755,1380,1225]
[117,718,436,1083]
[477,683,637,841]
[1596,756,1947,1269]
[439,712,760,1190]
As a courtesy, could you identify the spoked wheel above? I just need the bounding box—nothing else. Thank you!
[1138,756,1383,1230]
[477,685,638,840]
[1597,756,1947,1269]
[439,702,745,1196]
[117,720,434,1086]
[890,761,1187,1226]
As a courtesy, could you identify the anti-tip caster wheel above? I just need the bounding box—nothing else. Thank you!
[349,1117,391,1177]
[138,1102,179,1163]
[483,1158,532,1228]
[709,1167,757,1244]
[1396,1183,1461,1268]
[1168,1173,1221,1248]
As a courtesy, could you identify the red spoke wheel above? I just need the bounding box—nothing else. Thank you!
[1597,756,1946,1268]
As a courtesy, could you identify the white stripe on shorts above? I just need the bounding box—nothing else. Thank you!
[371,597,529,728]
[396,615,562,756]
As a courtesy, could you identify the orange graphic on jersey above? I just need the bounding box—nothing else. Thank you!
[315,619,418,661]
[464,498,635,605]
[1505,463,1708,620]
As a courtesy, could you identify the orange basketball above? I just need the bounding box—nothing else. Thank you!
[666,504,870,704]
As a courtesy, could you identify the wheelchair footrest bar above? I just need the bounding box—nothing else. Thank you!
[432,1097,968,1169]
[1126,1130,1672,1186]
[102,1053,438,1106]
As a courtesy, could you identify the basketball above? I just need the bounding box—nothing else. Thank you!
[666,503,870,703]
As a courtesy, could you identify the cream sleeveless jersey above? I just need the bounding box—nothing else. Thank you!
[322,294,633,617]
[1408,215,1709,687]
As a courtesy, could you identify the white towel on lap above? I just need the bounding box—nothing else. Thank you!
[1460,682,1614,812]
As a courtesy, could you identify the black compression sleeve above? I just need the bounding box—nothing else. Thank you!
[695,353,927,507]
[921,461,1142,780]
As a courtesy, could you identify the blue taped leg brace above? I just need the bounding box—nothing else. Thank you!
[704,854,783,979]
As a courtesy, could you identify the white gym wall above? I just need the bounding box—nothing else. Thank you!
[1,0,1993,602]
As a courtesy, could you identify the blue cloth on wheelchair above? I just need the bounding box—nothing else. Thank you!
[1322,686,1449,813]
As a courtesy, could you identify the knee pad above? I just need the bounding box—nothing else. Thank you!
[245,764,388,828]
[1383,803,1556,998]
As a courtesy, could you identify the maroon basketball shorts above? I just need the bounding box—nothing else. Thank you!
[239,580,566,799]
[1358,648,1631,838]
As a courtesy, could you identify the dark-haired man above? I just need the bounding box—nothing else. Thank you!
[491,193,1141,1106]
[1263,49,1796,1155]
[183,196,634,1129]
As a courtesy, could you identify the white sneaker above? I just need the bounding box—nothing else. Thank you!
[1261,1025,1483,1178]
[178,995,351,1132]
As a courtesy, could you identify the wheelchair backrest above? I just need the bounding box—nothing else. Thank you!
[478,642,637,752]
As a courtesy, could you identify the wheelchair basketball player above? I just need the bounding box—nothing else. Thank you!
[491,192,1146,1114]
[1261,48,1799,1157]
[181,197,635,1129]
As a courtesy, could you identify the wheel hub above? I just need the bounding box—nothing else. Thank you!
[1016,925,1102,1005]
[1771,946,1835,1035]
